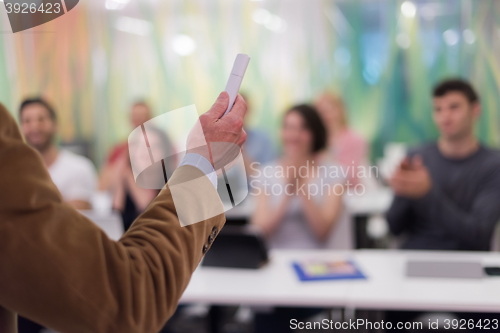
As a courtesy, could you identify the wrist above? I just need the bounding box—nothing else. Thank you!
[186,145,213,167]
[414,185,436,204]
[180,153,218,189]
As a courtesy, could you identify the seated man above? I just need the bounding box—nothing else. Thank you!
[387,79,500,251]
[20,98,97,210]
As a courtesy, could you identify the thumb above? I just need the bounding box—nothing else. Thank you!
[205,92,229,119]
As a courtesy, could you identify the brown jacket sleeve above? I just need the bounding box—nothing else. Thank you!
[0,104,225,333]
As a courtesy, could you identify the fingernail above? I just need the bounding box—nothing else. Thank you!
[218,92,227,100]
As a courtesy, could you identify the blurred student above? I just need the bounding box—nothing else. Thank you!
[240,93,276,173]
[18,98,98,333]
[20,98,97,210]
[315,92,369,186]
[99,101,175,231]
[252,104,343,248]
[99,101,152,191]
[251,105,343,333]
[387,79,500,251]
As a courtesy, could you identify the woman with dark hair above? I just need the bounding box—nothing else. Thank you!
[252,104,344,249]
[250,105,345,333]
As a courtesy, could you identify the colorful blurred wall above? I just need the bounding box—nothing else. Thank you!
[0,0,499,165]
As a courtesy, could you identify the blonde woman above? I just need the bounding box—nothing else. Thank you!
[315,93,369,186]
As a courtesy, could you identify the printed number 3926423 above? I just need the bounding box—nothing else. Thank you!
[5,2,62,14]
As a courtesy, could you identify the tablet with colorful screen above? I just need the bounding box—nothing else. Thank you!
[293,260,366,282]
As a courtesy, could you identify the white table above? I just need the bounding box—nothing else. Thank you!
[349,250,500,313]
[181,249,500,313]
[79,210,124,241]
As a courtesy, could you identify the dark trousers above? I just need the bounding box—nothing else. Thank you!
[253,307,323,333]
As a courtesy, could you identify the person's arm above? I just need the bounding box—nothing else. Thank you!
[123,165,158,211]
[0,308,15,333]
[386,196,413,236]
[412,173,500,249]
[98,161,121,192]
[298,180,343,242]
[67,199,92,210]
[98,144,128,192]
[390,154,500,249]
[386,155,419,236]
[251,188,291,237]
[0,92,246,333]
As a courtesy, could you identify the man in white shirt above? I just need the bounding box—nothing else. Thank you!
[19,98,97,210]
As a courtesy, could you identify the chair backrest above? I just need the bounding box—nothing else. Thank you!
[202,225,269,269]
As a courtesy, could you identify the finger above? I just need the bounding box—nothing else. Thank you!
[236,129,247,147]
[390,178,408,194]
[412,155,423,168]
[389,180,405,195]
[225,94,248,121]
[390,173,412,188]
[398,176,419,195]
[400,157,411,170]
[224,112,244,140]
[394,170,415,181]
[205,92,229,119]
[391,169,404,179]
[388,177,401,189]
[393,186,407,196]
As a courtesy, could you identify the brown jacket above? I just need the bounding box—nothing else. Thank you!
[0,104,225,333]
